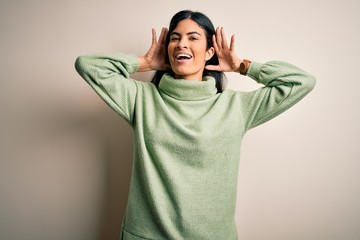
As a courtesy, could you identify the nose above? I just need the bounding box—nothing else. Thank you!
[176,37,188,49]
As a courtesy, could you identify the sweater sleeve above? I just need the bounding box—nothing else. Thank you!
[240,60,316,131]
[75,53,139,125]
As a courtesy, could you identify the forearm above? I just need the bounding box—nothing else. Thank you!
[75,53,139,83]
[247,61,316,90]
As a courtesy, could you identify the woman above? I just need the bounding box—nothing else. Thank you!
[75,10,315,240]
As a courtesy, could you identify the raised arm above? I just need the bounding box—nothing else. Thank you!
[75,52,140,124]
[74,28,170,124]
[242,61,316,130]
[206,27,316,131]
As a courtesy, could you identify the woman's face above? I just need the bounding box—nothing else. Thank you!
[168,19,214,81]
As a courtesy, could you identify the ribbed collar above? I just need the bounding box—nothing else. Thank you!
[158,74,218,101]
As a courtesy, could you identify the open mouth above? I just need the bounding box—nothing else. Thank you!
[175,53,192,61]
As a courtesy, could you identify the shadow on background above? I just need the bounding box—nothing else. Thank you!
[95,111,133,240]
[66,106,135,240]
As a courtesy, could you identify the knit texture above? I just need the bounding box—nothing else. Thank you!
[75,53,316,240]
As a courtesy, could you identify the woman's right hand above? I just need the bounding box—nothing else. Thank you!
[138,27,170,72]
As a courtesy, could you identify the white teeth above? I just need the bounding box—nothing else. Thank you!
[176,53,192,59]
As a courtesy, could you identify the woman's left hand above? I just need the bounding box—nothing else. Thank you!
[205,27,242,73]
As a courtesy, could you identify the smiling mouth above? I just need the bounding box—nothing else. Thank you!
[175,53,192,61]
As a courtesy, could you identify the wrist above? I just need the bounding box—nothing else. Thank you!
[137,57,152,72]
[239,59,251,75]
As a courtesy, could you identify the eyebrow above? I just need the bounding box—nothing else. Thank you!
[170,31,202,36]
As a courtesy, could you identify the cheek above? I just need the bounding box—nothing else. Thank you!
[167,45,174,60]
[194,44,208,58]
[168,42,176,53]
[195,50,208,63]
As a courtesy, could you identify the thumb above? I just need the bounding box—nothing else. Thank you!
[205,65,221,71]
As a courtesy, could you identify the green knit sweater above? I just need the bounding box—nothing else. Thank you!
[75,53,315,240]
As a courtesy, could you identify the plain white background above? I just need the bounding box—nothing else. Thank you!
[1,0,359,239]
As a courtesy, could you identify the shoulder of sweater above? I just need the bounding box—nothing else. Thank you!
[132,79,159,93]
[220,89,259,105]
[221,88,248,97]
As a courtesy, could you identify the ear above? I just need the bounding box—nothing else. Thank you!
[205,47,215,61]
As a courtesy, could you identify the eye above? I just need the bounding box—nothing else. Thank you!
[189,36,198,41]
[170,37,180,41]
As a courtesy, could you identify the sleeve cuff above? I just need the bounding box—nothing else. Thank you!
[124,53,140,74]
[246,61,263,84]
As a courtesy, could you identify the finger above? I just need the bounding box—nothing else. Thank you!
[163,27,169,37]
[205,64,221,71]
[216,27,223,49]
[151,28,157,46]
[158,27,168,45]
[221,27,229,49]
[212,34,220,54]
[230,34,235,51]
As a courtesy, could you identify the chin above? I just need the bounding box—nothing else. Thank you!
[171,68,190,77]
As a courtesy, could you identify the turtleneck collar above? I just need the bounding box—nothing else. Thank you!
[158,74,218,101]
